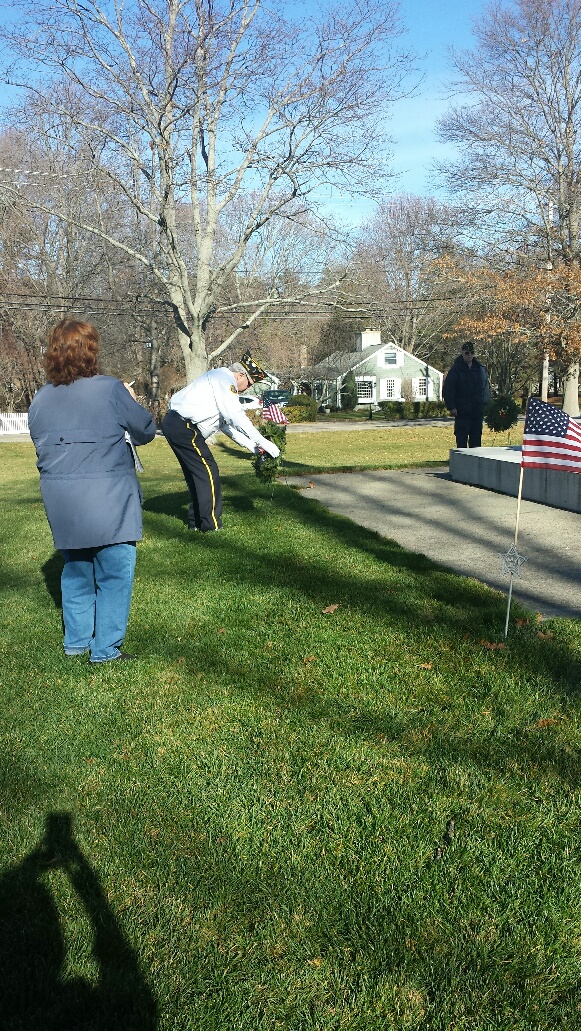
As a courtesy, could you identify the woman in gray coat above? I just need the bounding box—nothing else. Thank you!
[28,319,156,663]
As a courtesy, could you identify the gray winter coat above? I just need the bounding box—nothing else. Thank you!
[29,375,156,549]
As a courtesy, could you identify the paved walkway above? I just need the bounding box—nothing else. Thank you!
[286,417,456,433]
[286,467,581,621]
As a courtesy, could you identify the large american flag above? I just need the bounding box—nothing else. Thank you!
[262,401,289,425]
[522,397,581,472]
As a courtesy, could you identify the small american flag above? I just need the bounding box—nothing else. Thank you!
[262,401,289,425]
[522,397,581,472]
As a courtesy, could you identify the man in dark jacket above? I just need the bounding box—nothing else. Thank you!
[443,341,491,448]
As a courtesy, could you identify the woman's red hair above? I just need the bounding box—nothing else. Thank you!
[44,319,100,386]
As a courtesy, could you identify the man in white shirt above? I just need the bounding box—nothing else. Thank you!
[161,361,280,531]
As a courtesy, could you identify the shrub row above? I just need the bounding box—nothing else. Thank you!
[284,394,319,422]
[377,400,449,420]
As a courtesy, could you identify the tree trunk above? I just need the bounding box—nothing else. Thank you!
[148,315,161,423]
[562,362,580,417]
[541,354,549,401]
[173,320,207,383]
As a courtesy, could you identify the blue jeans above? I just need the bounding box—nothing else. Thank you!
[61,543,137,662]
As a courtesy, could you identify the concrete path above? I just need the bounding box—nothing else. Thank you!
[286,417,456,433]
[286,467,581,621]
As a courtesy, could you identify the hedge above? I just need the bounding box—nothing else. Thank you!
[284,394,318,422]
[377,400,449,420]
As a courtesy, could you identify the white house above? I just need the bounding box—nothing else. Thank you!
[298,330,444,408]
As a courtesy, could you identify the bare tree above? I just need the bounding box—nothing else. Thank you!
[437,0,581,413]
[0,119,184,410]
[350,194,467,359]
[1,0,414,381]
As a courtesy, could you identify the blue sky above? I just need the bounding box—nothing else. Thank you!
[391,0,487,193]
[318,0,489,226]
[0,0,488,227]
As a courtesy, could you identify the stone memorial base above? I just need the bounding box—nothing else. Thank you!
[449,446,581,514]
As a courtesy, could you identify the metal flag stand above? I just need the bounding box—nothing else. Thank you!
[499,464,527,637]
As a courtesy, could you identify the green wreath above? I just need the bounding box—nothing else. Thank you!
[253,421,287,483]
[484,395,520,433]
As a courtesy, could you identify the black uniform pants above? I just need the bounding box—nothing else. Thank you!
[454,414,483,449]
[162,410,223,531]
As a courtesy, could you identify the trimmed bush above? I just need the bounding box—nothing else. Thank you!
[378,400,448,420]
[285,394,318,422]
[340,371,358,411]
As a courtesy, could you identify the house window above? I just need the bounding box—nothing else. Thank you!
[384,378,396,399]
[383,350,397,365]
[418,377,428,398]
[356,379,374,402]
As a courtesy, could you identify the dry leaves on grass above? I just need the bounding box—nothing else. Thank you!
[537,629,554,640]
[479,640,507,650]
[322,604,340,614]
[418,662,433,669]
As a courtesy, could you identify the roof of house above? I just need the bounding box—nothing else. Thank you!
[287,342,443,381]
[284,343,384,381]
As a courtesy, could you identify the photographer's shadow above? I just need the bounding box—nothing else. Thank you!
[0,812,157,1030]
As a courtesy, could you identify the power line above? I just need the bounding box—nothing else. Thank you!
[0,290,465,321]
[0,291,172,314]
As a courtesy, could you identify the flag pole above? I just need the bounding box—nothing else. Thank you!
[503,463,525,638]
[504,577,514,639]
[514,464,524,549]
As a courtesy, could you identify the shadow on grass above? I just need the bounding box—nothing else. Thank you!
[144,489,191,526]
[41,552,64,609]
[162,628,581,792]
[142,474,581,687]
[137,472,581,794]
[0,812,158,1031]
[143,471,263,527]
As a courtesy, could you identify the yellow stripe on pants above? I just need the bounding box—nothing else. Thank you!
[189,424,219,530]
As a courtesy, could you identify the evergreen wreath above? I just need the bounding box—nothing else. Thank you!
[484,395,520,432]
[253,421,287,483]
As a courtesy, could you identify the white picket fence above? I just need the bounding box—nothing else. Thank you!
[0,412,30,434]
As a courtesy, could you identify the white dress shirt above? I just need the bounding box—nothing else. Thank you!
[169,368,280,458]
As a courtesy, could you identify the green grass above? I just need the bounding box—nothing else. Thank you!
[1,431,580,1031]
[280,423,523,475]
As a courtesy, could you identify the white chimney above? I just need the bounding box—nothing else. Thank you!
[355,329,381,352]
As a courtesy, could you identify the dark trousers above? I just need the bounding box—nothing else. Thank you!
[162,410,223,531]
[454,415,483,449]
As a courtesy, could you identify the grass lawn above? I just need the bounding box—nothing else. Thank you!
[281,423,523,475]
[1,428,580,1031]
